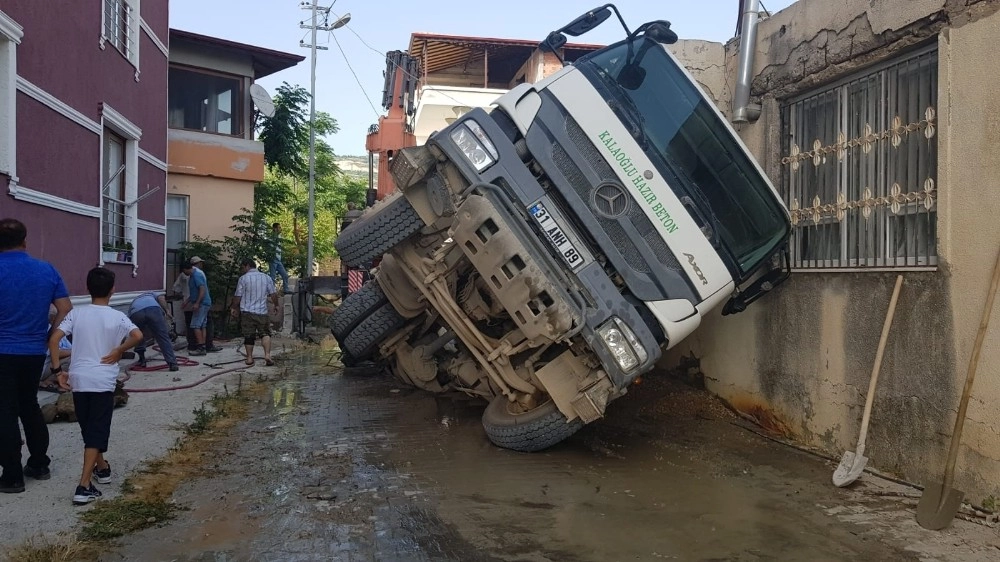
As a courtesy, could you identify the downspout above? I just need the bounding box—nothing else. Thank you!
[732,0,762,123]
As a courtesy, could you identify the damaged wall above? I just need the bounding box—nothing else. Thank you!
[665,0,1000,501]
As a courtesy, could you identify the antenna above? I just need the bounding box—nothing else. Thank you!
[250,83,276,118]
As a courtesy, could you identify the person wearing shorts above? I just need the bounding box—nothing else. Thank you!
[49,267,142,505]
[231,258,278,367]
[182,257,212,356]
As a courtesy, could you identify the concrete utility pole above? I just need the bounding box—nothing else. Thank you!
[299,3,349,280]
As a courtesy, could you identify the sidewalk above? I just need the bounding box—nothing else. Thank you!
[1,334,297,549]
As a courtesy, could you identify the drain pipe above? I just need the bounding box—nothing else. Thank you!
[732,0,762,123]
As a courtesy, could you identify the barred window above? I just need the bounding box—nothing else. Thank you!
[781,46,938,269]
[102,128,128,253]
[103,0,139,67]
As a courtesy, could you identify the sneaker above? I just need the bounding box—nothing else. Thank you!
[0,479,25,494]
[168,363,179,372]
[205,346,223,353]
[93,463,111,484]
[73,484,102,505]
[23,465,51,480]
[189,348,207,356]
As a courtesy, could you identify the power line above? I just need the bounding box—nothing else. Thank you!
[328,30,382,119]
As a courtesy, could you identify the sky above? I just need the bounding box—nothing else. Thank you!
[170,0,797,156]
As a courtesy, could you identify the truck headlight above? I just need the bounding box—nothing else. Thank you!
[596,317,648,372]
[450,121,498,172]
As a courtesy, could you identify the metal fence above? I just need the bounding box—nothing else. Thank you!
[780,45,938,269]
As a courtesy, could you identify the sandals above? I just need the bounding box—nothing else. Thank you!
[264,359,275,367]
[244,359,255,367]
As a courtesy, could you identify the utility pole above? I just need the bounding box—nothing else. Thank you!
[299,3,351,282]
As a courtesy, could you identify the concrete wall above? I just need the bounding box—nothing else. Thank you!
[663,0,1000,502]
[168,174,253,243]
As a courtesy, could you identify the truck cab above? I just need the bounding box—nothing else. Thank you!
[331,5,791,452]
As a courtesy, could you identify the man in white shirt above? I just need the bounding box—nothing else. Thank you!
[231,258,278,367]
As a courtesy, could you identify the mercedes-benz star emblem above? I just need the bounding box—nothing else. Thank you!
[593,183,629,218]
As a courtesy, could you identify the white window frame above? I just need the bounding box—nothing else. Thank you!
[101,0,141,76]
[99,104,141,267]
[0,10,22,183]
[166,194,189,250]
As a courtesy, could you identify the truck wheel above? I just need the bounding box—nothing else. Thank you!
[481,396,584,452]
[341,302,407,361]
[329,281,387,340]
[335,191,423,268]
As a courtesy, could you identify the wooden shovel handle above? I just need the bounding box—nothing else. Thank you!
[856,274,904,450]
[942,247,1000,490]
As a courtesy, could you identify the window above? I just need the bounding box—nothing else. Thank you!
[781,46,938,269]
[102,129,128,250]
[168,66,243,136]
[166,195,189,250]
[0,10,21,179]
[102,0,139,67]
[99,105,141,264]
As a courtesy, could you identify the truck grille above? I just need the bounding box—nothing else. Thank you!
[553,117,682,276]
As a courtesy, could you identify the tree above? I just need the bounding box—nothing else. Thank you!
[258,83,310,178]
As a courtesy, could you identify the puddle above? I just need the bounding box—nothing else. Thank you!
[106,352,927,561]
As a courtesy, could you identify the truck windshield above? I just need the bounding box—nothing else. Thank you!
[576,39,789,278]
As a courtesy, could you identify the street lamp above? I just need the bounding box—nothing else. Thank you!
[302,4,351,281]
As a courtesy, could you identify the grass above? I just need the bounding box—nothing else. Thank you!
[4,371,277,562]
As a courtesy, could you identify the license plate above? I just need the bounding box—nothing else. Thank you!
[529,202,584,270]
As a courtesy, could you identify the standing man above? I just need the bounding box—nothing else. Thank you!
[176,262,220,353]
[269,223,290,294]
[127,291,179,371]
[183,257,212,356]
[0,218,72,492]
[231,258,278,367]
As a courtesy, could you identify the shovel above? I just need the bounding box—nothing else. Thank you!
[832,274,904,487]
[917,247,1000,530]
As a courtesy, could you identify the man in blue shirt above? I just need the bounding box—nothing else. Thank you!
[183,257,212,356]
[128,291,178,371]
[0,218,72,492]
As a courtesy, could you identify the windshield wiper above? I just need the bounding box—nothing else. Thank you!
[581,60,648,150]
[659,153,725,251]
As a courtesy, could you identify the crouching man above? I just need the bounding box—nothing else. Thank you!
[231,259,278,367]
[127,291,178,371]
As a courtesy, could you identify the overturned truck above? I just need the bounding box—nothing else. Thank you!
[332,5,791,452]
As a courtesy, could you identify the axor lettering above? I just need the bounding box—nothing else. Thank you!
[683,253,708,285]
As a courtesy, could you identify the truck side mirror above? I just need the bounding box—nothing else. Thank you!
[540,31,568,53]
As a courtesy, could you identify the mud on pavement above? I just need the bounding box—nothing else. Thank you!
[105,348,1000,561]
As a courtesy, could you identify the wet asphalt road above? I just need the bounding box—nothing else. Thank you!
[106,350,921,561]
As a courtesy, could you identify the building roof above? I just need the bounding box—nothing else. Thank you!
[169,29,305,79]
[408,33,604,83]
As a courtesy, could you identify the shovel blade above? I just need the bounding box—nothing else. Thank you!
[832,451,868,487]
[916,483,964,530]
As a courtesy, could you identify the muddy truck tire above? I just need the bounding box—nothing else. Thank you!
[481,396,584,452]
[334,191,423,268]
[329,281,388,341]
[340,302,407,361]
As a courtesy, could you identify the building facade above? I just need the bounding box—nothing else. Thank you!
[166,29,302,266]
[0,1,169,301]
[664,0,1000,501]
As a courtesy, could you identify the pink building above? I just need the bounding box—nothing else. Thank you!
[0,1,168,303]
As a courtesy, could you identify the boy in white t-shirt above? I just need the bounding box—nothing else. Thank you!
[48,267,142,505]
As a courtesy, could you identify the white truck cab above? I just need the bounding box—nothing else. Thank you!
[332,5,791,452]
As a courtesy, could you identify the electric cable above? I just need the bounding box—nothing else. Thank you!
[328,30,382,119]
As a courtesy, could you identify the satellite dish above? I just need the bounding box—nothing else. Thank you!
[250,83,275,118]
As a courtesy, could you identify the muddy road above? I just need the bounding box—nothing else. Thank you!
[104,351,994,561]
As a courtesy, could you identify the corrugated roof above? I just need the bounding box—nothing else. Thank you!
[407,33,603,81]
